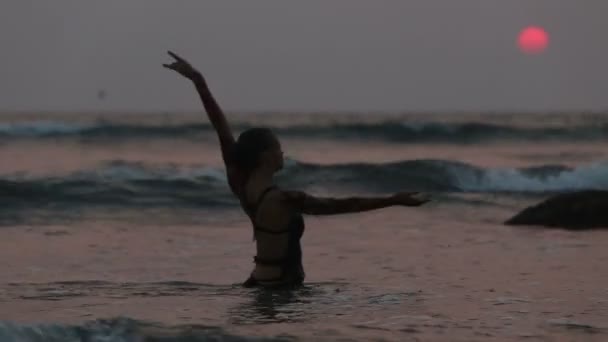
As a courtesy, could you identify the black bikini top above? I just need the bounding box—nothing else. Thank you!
[245,185,305,267]
[246,186,303,238]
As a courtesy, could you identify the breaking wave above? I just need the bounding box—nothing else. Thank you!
[1,160,606,210]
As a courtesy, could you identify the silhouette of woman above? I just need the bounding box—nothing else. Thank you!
[163,51,430,288]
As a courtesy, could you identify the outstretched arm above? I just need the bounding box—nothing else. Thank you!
[163,51,236,168]
[282,191,430,216]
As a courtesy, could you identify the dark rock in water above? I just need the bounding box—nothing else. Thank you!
[506,190,608,229]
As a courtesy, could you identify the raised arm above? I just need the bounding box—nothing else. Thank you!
[281,191,430,216]
[163,51,236,168]
[163,51,244,194]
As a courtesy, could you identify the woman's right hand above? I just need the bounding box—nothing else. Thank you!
[163,51,203,81]
[391,192,431,207]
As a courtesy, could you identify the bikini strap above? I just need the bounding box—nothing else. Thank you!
[254,186,278,212]
[250,185,292,236]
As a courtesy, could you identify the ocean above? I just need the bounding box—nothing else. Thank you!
[0,111,607,341]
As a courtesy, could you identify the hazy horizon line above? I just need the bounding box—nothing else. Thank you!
[1,109,607,116]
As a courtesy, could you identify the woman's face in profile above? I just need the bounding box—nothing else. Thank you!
[264,137,284,171]
[271,140,284,170]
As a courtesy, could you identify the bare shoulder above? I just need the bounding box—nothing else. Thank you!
[279,189,309,202]
[279,189,308,200]
[252,187,296,214]
[277,189,326,209]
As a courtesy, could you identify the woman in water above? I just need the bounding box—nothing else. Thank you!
[163,51,430,288]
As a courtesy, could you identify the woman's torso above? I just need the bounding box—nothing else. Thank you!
[242,183,305,284]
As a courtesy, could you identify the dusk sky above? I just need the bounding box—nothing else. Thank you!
[1,1,607,113]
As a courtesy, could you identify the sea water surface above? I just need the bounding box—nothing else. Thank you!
[0,112,607,341]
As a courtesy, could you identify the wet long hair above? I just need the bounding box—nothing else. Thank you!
[233,128,279,238]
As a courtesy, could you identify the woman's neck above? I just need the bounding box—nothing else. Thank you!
[247,165,275,193]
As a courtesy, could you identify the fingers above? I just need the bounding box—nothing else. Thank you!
[162,63,179,71]
[167,50,184,62]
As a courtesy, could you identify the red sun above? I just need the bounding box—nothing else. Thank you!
[518,26,549,54]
